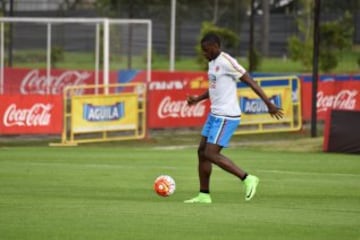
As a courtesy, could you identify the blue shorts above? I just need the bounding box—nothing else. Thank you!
[201,114,240,147]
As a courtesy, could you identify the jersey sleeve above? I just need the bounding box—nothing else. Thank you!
[222,54,247,80]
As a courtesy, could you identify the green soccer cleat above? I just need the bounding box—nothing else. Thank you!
[184,193,212,203]
[244,175,260,201]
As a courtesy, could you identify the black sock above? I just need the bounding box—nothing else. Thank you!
[241,173,248,181]
[200,189,209,194]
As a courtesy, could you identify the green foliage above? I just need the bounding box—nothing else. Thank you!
[94,0,119,16]
[319,51,338,72]
[287,35,313,70]
[357,54,360,68]
[320,12,353,50]
[248,48,262,72]
[196,21,239,69]
[287,11,354,72]
[51,46,65,68]
[319,12,354,72]
[320,0,360,14]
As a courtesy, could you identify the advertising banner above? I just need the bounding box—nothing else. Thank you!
[0,95,63,134]
[123,70,210,128]
[71,93,138,133]
[239,87,293,124]
[120,70,305,132]
[120,70,360,122]
[119,70,208,90]
[147,89,210,128]
[301,80,360,121]
[3,67,118,95]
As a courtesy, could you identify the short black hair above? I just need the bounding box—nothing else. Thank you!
[201,32,221,47]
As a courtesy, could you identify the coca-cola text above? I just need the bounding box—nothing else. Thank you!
[3,103,53,127]
[157,96,206,119]
[317,90,358,112]
[20,69,91,95]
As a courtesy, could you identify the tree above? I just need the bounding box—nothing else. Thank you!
[287,0,314,70]
[318,12,353,72]
[287,1,354,72]
[0,0,5,14]
[59,0,83,10]
[320,0,360,14]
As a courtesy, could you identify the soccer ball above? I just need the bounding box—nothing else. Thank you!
[154,175,176,197]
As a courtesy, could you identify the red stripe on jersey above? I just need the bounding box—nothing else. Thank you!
[222,53,245,74]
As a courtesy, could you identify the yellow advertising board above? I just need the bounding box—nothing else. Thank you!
[71,93,138,133]
[49,82,146,146]
[238,87,293,124]
[235,76,302,134]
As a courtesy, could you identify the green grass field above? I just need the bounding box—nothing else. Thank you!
[10,47,360,73]
[0,136,359,240]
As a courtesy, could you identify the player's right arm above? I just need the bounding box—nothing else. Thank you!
[187,90,209,105]
[240,72,284,120]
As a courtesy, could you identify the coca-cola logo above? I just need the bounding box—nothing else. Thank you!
[158,96,206,119]
[3,103,53,127]
[20,69,91,95]
[317,90,358,112]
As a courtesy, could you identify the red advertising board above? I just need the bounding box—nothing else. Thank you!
[302,81,360,121]
[119,70,209,90]
[0,95,63,134]
[122,70,360,126]
[149,71,208,90]
[3,67,118,95]
[148,89,210,128]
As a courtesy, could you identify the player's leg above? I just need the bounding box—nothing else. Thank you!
[198,136,212,192]
[204,143,247,180]
[184,115,213,204]
[184,137,212,203]
[205,116,259,201]
[204,143,259,200]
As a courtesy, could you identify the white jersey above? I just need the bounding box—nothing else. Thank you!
[207,52,246,117]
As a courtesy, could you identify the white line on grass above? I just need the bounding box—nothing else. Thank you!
[1,161,359,178]
[258,169,359,178]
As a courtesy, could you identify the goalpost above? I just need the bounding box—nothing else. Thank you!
[0,17,152,145]
[0,17,152,94]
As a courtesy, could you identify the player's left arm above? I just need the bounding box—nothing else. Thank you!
[240,72,284,119]
[186,90,209,106]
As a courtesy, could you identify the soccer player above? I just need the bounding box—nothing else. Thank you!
[184,33,283,203]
